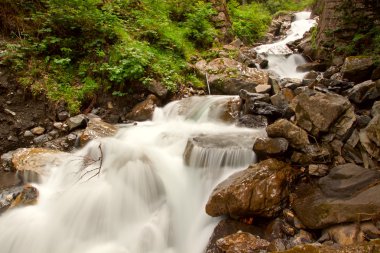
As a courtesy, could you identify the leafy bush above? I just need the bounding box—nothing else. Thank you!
[228,0,271,44]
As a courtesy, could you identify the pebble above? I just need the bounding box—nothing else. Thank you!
[31,126,45,135]
[24,130,34,138]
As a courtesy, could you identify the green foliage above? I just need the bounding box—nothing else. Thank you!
[184,2,218,48]
[228,0,271,44]
[264,0,316,14]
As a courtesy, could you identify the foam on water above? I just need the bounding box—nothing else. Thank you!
[0,96,265,253]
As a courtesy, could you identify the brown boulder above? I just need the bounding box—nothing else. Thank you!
[206,159,296,218]
[266,119,310,149]
[253,137,289,158]
[216,231,270,253]
[290,91,351,136]
[360,115,380,160]
[125,94,160,121]
[79,118,118,146]
[341,56,374,83]
[293,164,380,229]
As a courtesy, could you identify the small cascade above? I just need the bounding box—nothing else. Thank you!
[0,96,266,253]
[255,11,317,79]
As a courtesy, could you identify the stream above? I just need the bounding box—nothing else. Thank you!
[0,12,316,253]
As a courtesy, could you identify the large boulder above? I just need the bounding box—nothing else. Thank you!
[11,148,68,177]
[266,119,310,149]
[206,159,296,218]
[290,91,351,136]
[253,137,289,158]
[205,219,264,253]
[198,58,269,95]
[216,231,270,253]
[347,80,380,104]
[79,118,118,146]
[293,163,380,229]
[360,115,380,160]
[341,56,374,83]
[125,94,160,121]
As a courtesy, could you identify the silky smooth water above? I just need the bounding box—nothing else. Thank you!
[255,11,317,79]
[0,96,265,253]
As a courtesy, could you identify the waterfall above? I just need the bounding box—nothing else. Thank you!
[255,11,317,79]
[0,96,265,253]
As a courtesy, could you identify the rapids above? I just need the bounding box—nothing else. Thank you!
[255,11,317,79]
[0,11,316,253]
[0,96,265,253]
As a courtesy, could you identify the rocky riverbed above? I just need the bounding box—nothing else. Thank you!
[0,7,380,253]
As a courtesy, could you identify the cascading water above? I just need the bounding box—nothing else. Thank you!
[0,96,265,253]
[255,11,317,79]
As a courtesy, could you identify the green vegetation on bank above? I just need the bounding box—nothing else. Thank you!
[0,0,313,113]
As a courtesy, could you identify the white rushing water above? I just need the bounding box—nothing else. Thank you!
[255,11,317,79]
[0,96,265,253]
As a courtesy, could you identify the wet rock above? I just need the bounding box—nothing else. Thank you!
[253,137,289,157]
[1,151,15,171]
[360,115,380,160]
[319,222,380,245]
[291,144,331,165]
[206,159,296,218]
[248,101,285,117]
[202,58,269,95]
[341,56,374,83]
[296,62,327,72]
[259,59,269,69]
[239,89,270,103]
[304,71,319,79]
[266,119,310,149]
[31,126,45,135]
[79,118,118,147]
[125,94,160,121]
[10,184,38,208]
[11,148,68,177]
[308,164,329,177]
[209,96,241,123]
[347,80,380,104]
[290,91,351,136]
[216,231,270,253]
[280,239,380,252]
[293,164,380,229]
[66,114,87,131]
[146,80,168,98]
[237,114,268,128]
[206,219,264,253]
[57,111,70,121]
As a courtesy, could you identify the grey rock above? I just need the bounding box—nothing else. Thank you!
[290,91,351,136]
[293,164,380,229]
[57,111,70,121]
[23,130,34,138]
[66,114,87,131]
[33,134,51,144]
[347,80,380,104]
[237,114,268,128]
